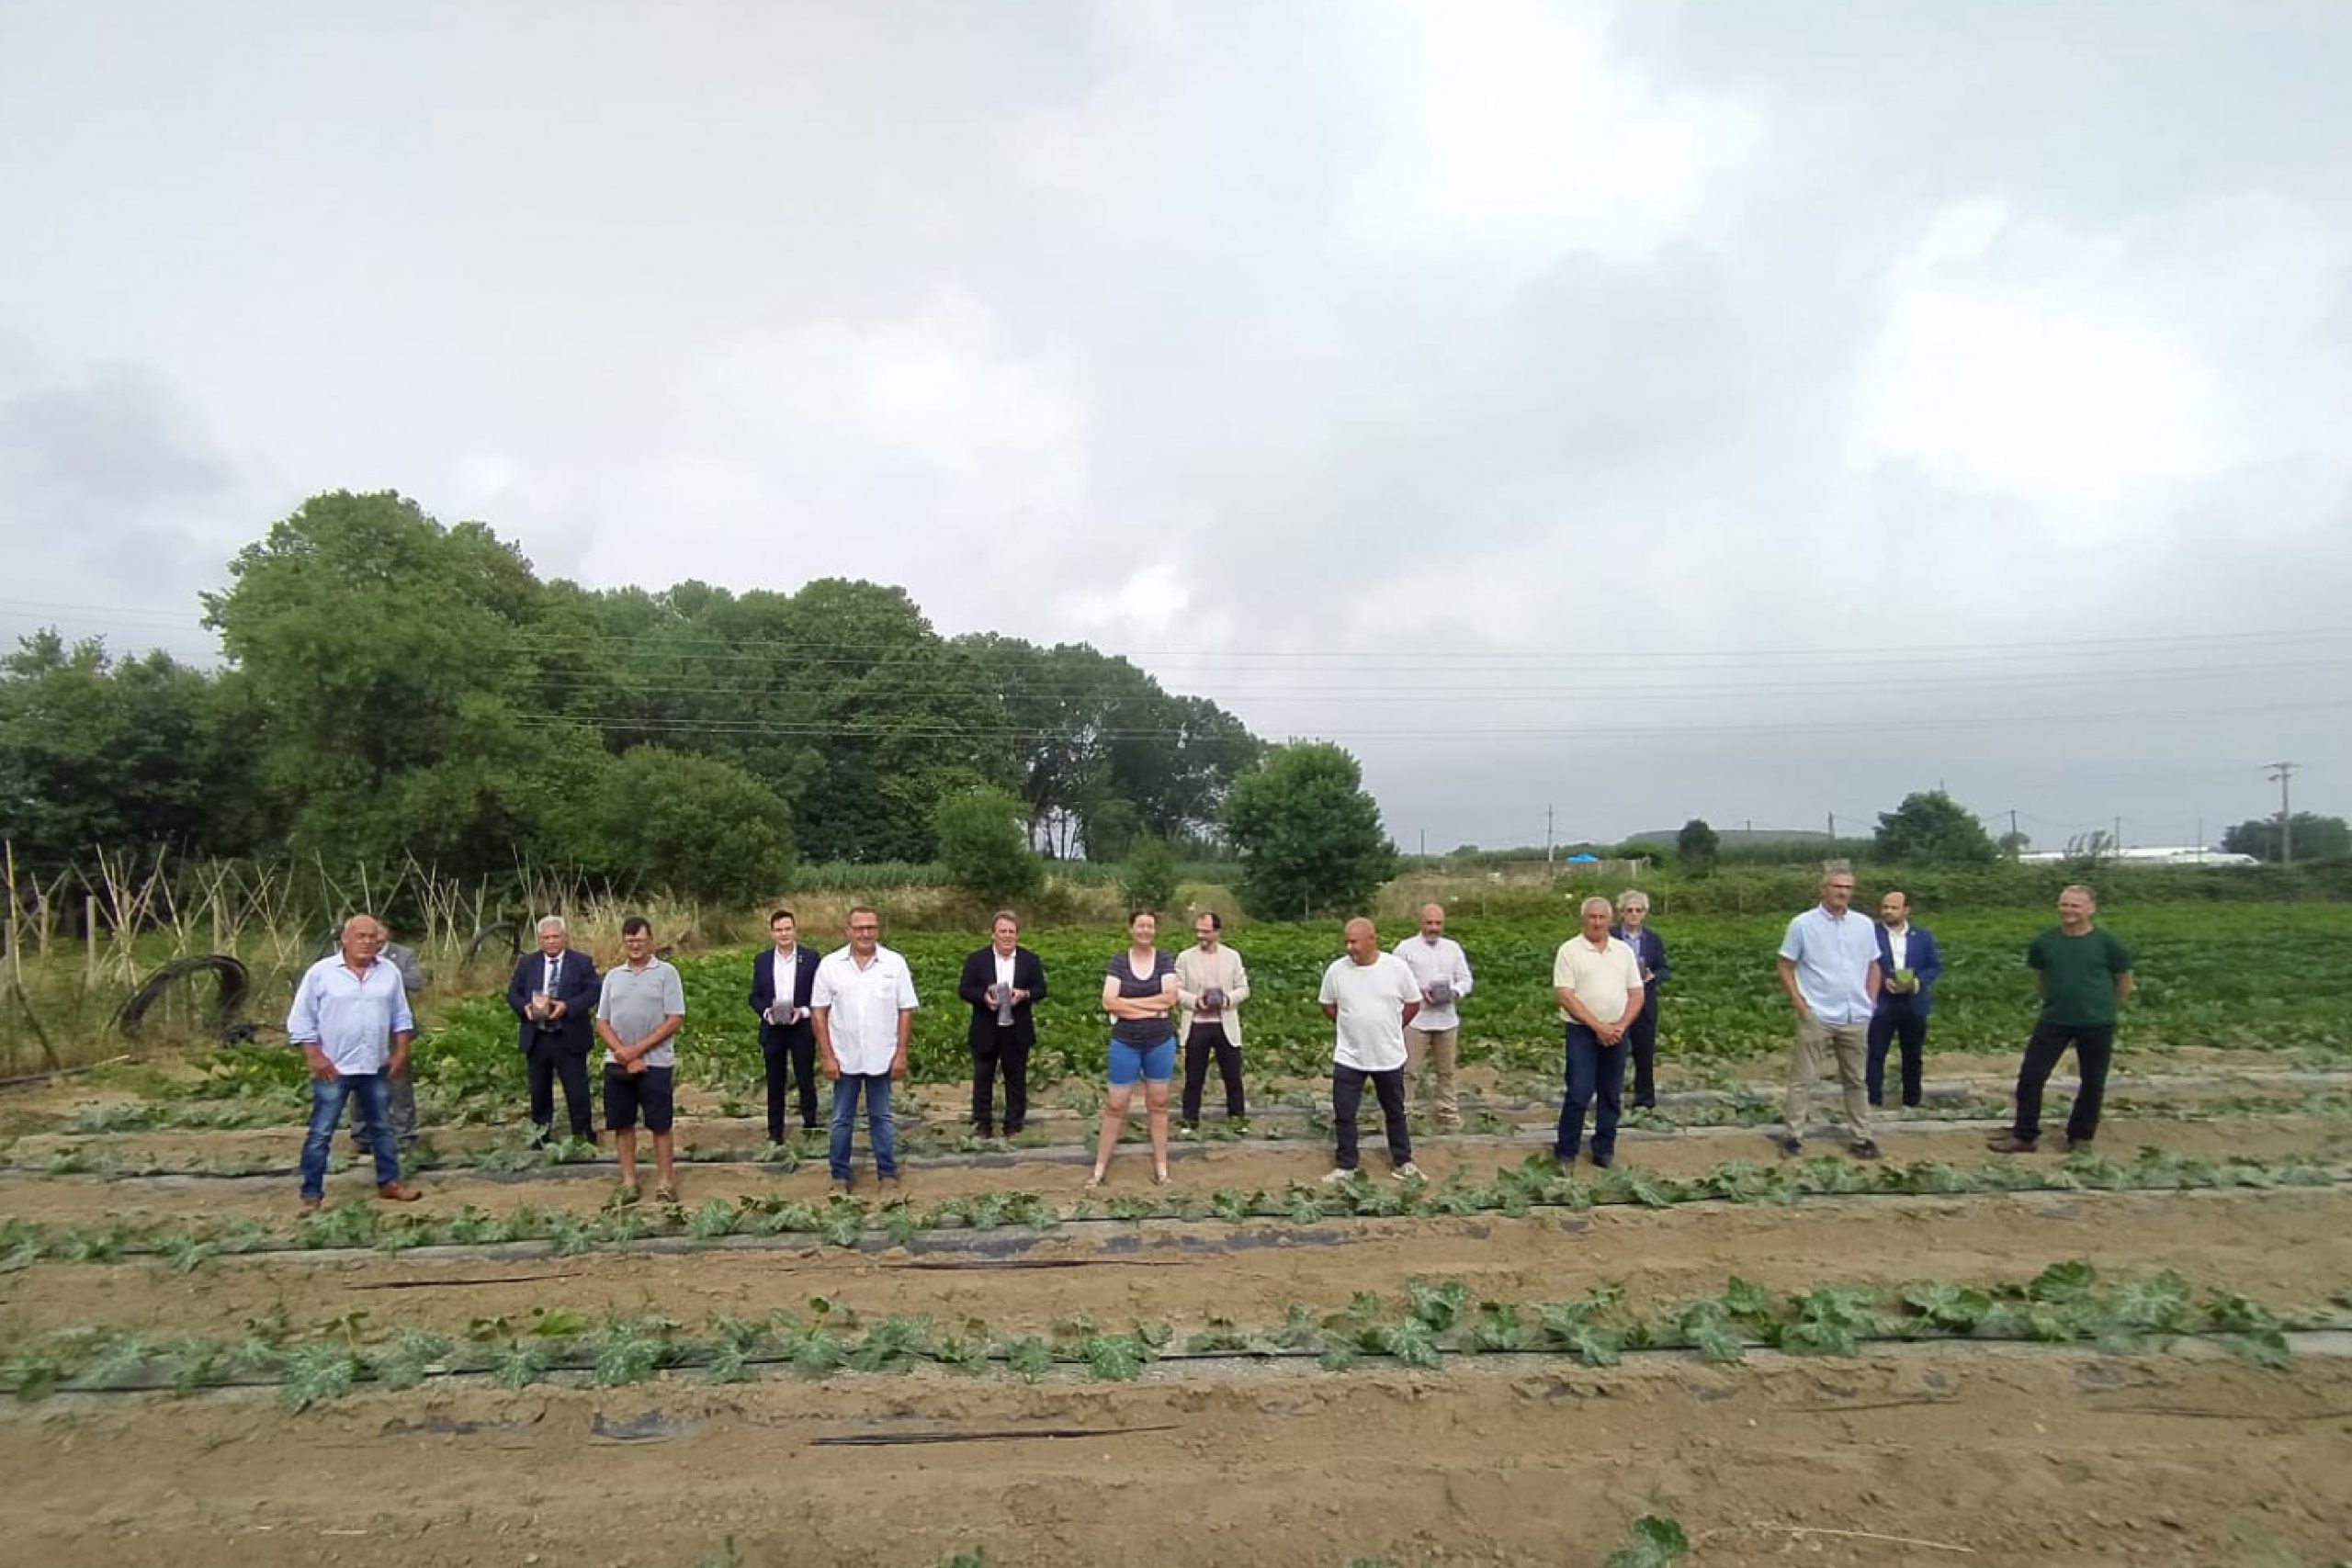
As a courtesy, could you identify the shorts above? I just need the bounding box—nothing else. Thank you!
[1107,1034,1177,1087]
[604,1064,675,1134]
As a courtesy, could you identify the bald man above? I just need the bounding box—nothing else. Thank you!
[1317,918,1425,1184]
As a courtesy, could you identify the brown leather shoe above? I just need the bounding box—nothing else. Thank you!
[377,1181,424,1201]
[300,1196,322,1213]
[1984,1133,2039,1155]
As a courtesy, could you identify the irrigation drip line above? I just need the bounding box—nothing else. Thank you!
[19,1100,2322,1185]
[30,1065,2352,1145]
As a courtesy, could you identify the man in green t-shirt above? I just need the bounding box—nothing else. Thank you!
[1987,885,2134,1154]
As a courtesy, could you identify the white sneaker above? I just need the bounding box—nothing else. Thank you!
[1392,1162,1425,1182]
[1319,1168,1353,1187]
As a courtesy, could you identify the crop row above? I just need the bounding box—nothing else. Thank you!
[2,1147,2337,1271]
[0,1261,2321,1410]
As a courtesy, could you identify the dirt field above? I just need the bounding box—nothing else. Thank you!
[3,1058,2349,1568]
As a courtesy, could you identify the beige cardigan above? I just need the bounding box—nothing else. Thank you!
[1173,943,1251,1046]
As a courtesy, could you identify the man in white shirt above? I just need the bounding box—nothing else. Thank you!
[1774,866,1883,1160]
[1551,897,1645,1168]
[1174,911,1251,1129]
[1392,902,1474,1130]
[812,906,919,1195]
[1317,918,1425,1184]
[288,913,422,1210]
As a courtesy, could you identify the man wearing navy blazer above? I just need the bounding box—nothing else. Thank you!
[1611,890,1672,1109]
[1869,890,1944,1109]
[749,908,823,1144]
[956,910,1049,1138]
[505,915,602,1146]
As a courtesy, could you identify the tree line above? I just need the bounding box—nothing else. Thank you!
[0,491,1268,903]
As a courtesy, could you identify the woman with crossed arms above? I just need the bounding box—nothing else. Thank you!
[1087,908,1179,1188]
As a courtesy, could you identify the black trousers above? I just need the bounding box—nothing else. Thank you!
[1182,1022,1245,1122]
[1866,1005,1930,1107]
[1624,1003,1659,1107]
[2010,1021,2116,1145]
[763,1025,820,1139]
[526,1036,594,1143]
[970,1025,1030,1134]
[1332,1064,1411,1170]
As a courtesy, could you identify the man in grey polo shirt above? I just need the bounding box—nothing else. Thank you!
[595,915,685,1201]
[1774,865,1883,1160]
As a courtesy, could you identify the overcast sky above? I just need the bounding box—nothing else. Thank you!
[4,1,2346,853]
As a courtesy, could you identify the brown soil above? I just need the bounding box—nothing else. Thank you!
[1,1067,2346,1567]
[2,1349,2346,1568]
[1,1112,2344,1230]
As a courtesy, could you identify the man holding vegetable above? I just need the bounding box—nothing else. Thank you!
[1868,890,1942,1109]
[1393,902,1474,1130]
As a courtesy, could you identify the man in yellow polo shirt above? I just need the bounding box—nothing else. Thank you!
[1551,897,1645,1168]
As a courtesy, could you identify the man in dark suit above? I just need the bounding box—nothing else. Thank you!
[1610,890,1671,1110]
[748,908,823,1145]
[504,915,601,1145]
[956,910,1048,1138]
[1869,889,1944,1109]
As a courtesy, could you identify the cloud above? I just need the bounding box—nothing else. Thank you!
[1335,0,1762,270]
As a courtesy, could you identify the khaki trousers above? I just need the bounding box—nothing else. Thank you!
[1784,1015,1873,1143]
[1405,1025,1461,1127]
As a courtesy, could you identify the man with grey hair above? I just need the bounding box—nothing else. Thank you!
[1987,885,2134,1154]
[345,921,424,1150]
[289,913,422,1209]
[1775,865,1882,1160]
[1552,896,1645,1168]
[505,914,601,1145]
[1610,890,1670,1111]
[1392,902,1474,1130]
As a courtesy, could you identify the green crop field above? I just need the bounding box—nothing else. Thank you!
[169,903,2352,1120]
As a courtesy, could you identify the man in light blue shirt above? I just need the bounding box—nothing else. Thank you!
[1774,867,1883,1160]
[288,913,423,1209]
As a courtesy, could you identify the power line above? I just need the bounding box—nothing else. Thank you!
[503,695,2352,744]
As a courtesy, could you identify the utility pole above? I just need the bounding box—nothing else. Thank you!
[2266,761,2298,864]
[1826,812,1836,842]
[1419,828,1426,858]
[1544,805,1554,864]
[2007,807,2019,855]
[2112,816,2122,854]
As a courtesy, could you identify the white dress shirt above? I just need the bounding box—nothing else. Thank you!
[814,944,920,1076]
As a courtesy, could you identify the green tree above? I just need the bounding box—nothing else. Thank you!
[1997,829,2031,858]
[956,634,1261,856]
[1119,834,1182,914]
[1220,742,1396,919]
[198,491,603,875]
[0,632,261,873]
[933,785,1044,903]
[1873,790,1999,864]
[1676,818,1720,873]
[582,748,794,905]
[2222,813,2352,863]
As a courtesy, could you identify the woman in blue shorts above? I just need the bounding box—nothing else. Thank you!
[1088,908,1179,1187]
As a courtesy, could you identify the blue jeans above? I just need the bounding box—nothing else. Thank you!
[302,1072,401,1200]
[1554,1024,1626,1162]
[829,1073,898,1181]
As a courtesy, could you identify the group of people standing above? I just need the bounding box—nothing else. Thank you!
[281,879,2133,1206]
